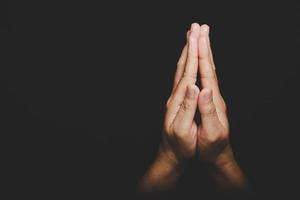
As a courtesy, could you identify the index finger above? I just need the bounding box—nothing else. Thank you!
[172,31,190,92]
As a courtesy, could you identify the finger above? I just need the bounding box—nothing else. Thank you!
[207,29,216,71]
[183,23,200,81]
[198,24,219,91]
[198,25,227,115]
[172,31,190,92]
[170,24,200,103]
[165,24,200,126]
[172,84,199,134]
[198,88,221,131]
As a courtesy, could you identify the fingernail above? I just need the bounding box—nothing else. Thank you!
[186,86,195,99]
[201,24,210,34]
[190,23,200,37]
[191,23,199,30]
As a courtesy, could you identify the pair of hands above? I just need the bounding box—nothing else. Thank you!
[162,23,229,165]
[139,23,247,195]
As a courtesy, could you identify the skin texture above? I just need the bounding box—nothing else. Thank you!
[138,23,248,195]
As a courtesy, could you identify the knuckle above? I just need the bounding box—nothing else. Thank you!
[220,99,227,112]
[218,131,228,141]
[165,101,170,109]
[166,97,172,109]
[182,72,197,82]
[164,124,172,135]
[171,125,180,136]
[188,35,196,43]
[172,122,180,133]
[177,61,184,67]
[172,123,188,137]
[204,104,216,115]
[221,128,229,139]
[182,101,192,111]
[200,73,216,81]
[207,134,221,144]
[206,135,217,144]
[199,53,210,60]
[207,129,227,144]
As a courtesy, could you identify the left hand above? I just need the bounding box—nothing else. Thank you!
[195,24,232,166]
[195,25,248,192]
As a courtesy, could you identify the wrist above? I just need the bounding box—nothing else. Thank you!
[156,143,182,174]
[138,143,183,194]
[211,145,248,192]
[213,144,236,168]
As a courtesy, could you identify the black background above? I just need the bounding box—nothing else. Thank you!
[1,1,299,199]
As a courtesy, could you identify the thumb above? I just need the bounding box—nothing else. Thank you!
[172,84,199,134]
[198,88,220,130]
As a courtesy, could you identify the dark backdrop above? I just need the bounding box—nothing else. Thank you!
[1,1,299,199]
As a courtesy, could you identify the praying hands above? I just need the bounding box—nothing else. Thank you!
[138,23,248,195]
